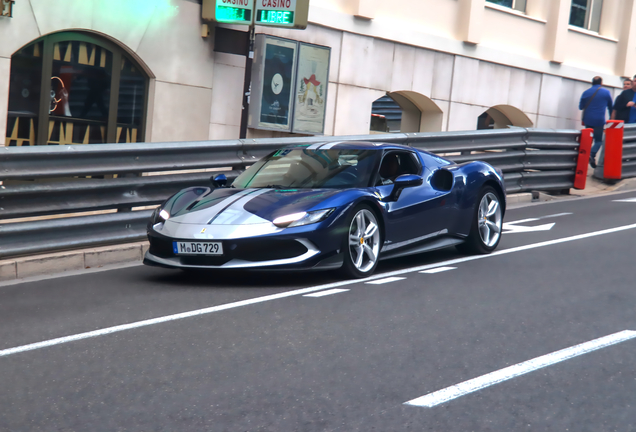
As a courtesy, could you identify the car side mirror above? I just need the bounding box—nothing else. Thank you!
[211,174,227,188]
[387,174,423,201]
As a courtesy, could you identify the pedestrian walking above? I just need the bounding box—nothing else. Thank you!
[579,76,613,168]
[611,75,636,123]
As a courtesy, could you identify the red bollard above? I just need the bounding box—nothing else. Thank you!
[604,120,624,180]
[574,128,593,190]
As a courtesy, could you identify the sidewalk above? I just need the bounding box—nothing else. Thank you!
[571,163,636,197]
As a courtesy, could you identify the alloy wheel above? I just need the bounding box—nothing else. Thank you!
[348,209,380,273]
[477,192,502,247]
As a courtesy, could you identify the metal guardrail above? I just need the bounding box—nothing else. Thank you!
[592,123,636,179]
[620,124,636,178]
[0,127,581,259]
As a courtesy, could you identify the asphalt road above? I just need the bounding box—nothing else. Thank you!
[2,191,636,431]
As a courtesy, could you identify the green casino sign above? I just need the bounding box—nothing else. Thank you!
[202,0,309,29]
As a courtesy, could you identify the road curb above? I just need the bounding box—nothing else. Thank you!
[0,242,150,282]
[507,193,532,204]
[506,192,556,205]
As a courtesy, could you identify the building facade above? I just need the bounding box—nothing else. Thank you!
[1,0,634,146]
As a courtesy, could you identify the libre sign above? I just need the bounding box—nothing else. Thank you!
[202,0,308,29]
[255,0,309,29]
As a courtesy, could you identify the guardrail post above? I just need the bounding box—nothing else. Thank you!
[603,120,624,180]
[574,129,593,190]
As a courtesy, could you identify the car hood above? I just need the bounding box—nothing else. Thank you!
[168,188,345,225]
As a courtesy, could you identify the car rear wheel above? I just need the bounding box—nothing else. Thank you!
[457,186,502,254]
[341,205,382,278]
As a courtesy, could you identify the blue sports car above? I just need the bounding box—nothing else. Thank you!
[144,142,506,278]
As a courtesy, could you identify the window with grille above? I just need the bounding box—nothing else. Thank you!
[486,0,527,13]
[569,0,603,32]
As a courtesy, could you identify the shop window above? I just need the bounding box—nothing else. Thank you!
[569,0,603,32]
[486,0,526,12]
[117,57,146,143]
[6,32,148,146]
[6,42,43,147]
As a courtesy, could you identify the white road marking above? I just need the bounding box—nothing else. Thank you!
[503,222,555,234]
[420,267,457,274]
[365,277,406,285]
[504,213,572,226]
[541,212,573,219]
[613,198,636,203]
[303,289,350,298]
[504,218,540,225]
[405,330,636,408]
[2,222,636,358]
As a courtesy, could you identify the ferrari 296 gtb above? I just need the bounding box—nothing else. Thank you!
[143,142,506,278]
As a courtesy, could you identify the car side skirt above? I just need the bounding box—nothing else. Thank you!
[379,234,465,261]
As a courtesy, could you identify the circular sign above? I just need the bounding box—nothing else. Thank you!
[271,73,284,95]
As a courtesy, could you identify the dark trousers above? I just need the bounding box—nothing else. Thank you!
[586,125,604,158]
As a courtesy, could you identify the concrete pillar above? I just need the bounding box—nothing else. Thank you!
[352,0,377,20]
[525,0,550,21]
[459,0,485,44]
[599,0,620,39]
[545,0,571,63]
[616,0,636,77]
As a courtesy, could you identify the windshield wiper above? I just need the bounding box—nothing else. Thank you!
[263,185,288,189]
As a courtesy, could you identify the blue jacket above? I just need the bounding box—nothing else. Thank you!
[579,85,613,127]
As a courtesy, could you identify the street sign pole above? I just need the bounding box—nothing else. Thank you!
[239,25,255,139]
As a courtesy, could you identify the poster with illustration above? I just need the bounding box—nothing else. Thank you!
[258,38,297,130]
[292,43,330,135]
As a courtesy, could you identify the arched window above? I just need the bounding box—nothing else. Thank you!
[371,92,443,133]
[477,105,533,130]
[6,32,149,146]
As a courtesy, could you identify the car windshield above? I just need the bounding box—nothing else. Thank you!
[232,149,378,189]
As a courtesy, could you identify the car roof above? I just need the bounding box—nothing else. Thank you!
[283,141,413,151]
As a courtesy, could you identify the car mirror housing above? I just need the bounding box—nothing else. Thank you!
[387,174,423,201]
[211,174,228,188]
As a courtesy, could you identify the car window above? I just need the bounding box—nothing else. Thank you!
[232,149,379,189]
[376,151,421,186]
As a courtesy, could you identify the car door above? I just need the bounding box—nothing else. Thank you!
[375,151,451,250]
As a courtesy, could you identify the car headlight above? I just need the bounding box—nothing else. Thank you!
[273,208,334,228]
[151,206,170,224]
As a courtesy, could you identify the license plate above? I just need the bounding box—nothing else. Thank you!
[173,241,223,255]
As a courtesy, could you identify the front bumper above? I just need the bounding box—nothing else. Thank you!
[144,231,343,271]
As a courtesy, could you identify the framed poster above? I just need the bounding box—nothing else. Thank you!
[249,35,297,131]
[291,43,331,135]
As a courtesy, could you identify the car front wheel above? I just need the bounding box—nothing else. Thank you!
[341,205,382,278]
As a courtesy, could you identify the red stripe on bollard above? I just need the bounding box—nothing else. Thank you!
[604,120,624,180]
[574,129,593,190]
